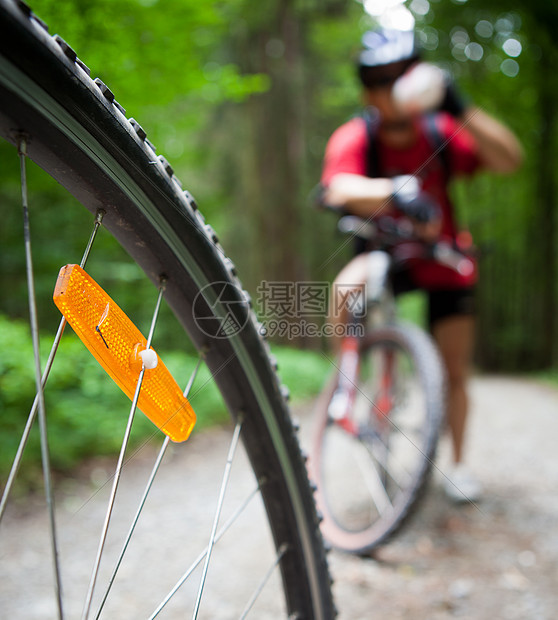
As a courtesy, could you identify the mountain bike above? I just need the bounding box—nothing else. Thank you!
[311,213,475,554]
[0,1,335,618]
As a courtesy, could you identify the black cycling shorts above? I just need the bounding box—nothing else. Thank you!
[392,269,476,329]
[427,288,476,329]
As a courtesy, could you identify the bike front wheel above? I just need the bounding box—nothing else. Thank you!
[312,323,445,554]
[0,1,335,617]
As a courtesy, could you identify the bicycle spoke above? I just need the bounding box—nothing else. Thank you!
[17,137,65,620]
[93,438,171,619]
[359,432,412,489]
[353,439,393,515]
[239,543,287,620]
[355,378,430,480]
[0,210,104,523]
[192,419,243,619]
[149,482,262,619]
[94,356,202,618]
[315,327,444,553]
[82,282,166,620]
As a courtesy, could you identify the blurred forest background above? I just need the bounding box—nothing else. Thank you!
[1,0,558,470]
[1,0,557,475]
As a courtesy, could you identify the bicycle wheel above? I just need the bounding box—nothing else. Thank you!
[312,323,445,554]
[0,1,335,618]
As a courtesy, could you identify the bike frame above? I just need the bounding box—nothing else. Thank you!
[333,248,399,437]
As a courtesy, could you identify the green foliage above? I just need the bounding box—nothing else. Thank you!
[397,291,427,329]
[273,345,334,401]
[2,0,558,469]
[415,1,558,369]
[0,314,227,484]
[29,0,270,208]
[33,0,266,107]
[0,314,330,483]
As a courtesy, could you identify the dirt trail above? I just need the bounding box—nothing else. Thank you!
[1,376,558,619]
[303,376,558,619]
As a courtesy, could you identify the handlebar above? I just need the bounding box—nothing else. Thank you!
[338,214,475,277]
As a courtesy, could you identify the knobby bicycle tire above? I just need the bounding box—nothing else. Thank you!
[0,0,335,617]
[312,323,445,554]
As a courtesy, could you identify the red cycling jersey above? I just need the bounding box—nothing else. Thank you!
[322,112,480,289]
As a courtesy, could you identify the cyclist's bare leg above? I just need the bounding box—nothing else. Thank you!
[431,314,475,463]
[329,254,368,352]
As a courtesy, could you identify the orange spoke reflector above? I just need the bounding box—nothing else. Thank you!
[53,264,196,442]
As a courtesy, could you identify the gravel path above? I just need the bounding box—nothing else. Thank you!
[1,375,558,618]
[310,376,558,620]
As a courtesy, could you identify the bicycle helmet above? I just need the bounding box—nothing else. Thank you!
[358,28,420,88]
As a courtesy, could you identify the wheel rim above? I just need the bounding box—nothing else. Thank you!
[313,331,441,553]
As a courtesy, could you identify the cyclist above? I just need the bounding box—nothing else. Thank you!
[320,28,523,502]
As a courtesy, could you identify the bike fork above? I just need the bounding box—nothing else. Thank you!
[329,334,360,433]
